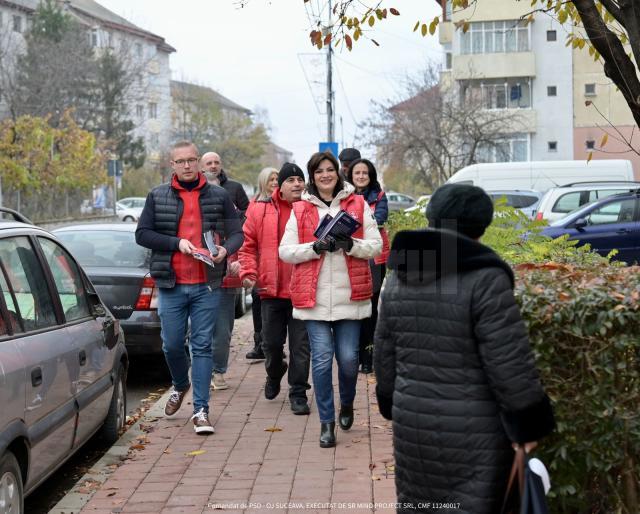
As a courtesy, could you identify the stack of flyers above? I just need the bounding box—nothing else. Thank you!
[192,248,215,268]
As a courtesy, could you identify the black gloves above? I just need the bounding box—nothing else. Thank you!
[312,238,333,254]
[312,234,354,254]
[332,233,354,252]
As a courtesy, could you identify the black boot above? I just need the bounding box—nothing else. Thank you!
[359,344,373,374]
[319,422,336,448]
[246,333,265,360]
[338,404,354,431]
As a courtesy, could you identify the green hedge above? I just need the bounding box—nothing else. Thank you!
[386,204,640,513]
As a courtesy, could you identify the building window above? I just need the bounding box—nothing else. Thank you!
[547,30,557,42]
[136,43,143,58]
[136,105,144,119]
[461,20,529,55]
[148,102,157,119]
[586,140,595,150]
[463,78,532,109]
[547,86,557,97]
[477,134,529,163]
[12,15,22,33]
[445,52,452,70]
[585,83,596,96]
[90,28,98,47]
[107,31,114,48]
[548,141,558,152]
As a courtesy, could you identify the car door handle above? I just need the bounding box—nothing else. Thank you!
[31,367,42,387]
[616,228,629,234]
[79,350,87,366]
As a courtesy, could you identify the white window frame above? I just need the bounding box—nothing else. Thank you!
[12,15,22,33]
[461,20,529,55]
[148,102,158,119]
[585,83,596,96]
[547,86,557,97]
[466,78,532,110]
[477,134,530,163]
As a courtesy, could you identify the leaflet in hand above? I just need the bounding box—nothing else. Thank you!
[314,210,361,241]
[192,248,215,268]
[203,229,219,257]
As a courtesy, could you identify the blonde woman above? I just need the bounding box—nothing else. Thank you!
[245,166,280,360]
[253,167,279,201]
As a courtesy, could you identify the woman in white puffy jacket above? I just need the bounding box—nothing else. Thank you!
[279,150,382,448]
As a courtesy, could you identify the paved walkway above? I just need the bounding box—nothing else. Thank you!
[53,314,397,514]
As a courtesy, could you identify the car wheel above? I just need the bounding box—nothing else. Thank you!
[0,451,23,514]
[123,216,134,222]
[234,289,247,319]
[99,363,126,445]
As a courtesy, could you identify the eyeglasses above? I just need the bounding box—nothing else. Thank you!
[173,158,198,166]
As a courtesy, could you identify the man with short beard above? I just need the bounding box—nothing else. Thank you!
[239,163,311,415]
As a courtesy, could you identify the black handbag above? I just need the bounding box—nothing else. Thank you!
[500,447,550,514]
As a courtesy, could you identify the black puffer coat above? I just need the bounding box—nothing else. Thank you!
[374,229,554,514]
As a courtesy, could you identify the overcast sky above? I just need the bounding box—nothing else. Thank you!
[99,0,442,165]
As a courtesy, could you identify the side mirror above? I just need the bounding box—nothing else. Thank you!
[573,218,588,230]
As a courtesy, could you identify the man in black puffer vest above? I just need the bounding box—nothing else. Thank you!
[374,184,555,514]
[136,140,243,435]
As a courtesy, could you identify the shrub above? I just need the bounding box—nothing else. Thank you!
[385,203,640,513]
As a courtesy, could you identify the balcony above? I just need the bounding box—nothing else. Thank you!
[453,52,535,80]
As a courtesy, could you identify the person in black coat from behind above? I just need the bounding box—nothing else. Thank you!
[374,184,555,514]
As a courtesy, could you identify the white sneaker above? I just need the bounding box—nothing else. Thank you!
[211,373,229,390]
[191,408,214,434]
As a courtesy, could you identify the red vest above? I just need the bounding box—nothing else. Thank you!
[289,194,373,309]
[370,191,390,265]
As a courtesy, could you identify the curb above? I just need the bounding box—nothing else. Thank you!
[48,389,172,514]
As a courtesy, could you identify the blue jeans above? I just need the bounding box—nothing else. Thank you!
[212,288,238,374]
[305,320,361,424]
[158,284,221,413]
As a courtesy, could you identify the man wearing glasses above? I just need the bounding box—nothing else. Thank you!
[136,140,243,434]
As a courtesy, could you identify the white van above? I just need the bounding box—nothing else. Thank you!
[446,160,635,193]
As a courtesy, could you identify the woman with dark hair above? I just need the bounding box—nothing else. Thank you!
[346,158,389,374]
[280,151,382,447]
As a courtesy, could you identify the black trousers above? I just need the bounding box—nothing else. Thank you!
[261,298,311,400]
[251,288,262,345]
[360,263,386,368]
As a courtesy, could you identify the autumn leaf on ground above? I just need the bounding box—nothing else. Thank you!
[264,426,283,432]
[386,464,396,472]
[369,463,376,470]
[367,377,377,384]
[351,438,361,443]
[163,449,172,454]
[107,491,116,497]
[129,444,146,450]
[185,450,206,456]
[371,475,381,481]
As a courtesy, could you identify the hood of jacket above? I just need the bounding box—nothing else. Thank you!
[387,228,514,287]
[218,169,228,185]
[302,181,356,208]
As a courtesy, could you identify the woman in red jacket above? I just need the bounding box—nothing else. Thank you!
[279,151,382,448]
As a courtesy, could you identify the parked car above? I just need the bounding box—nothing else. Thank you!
[117,197,147,210]
[387,192,416,211]
[404,195,431,214]
[115,202,142,223]
[0,208,127,513]
[446,159,635,192]
[54,224,249,357]
[535,181,640,223]
[487,190,543,219]
[542,190,640,264]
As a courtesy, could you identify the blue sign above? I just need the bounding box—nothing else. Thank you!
[107,159,123,177]
[319,142,339,156]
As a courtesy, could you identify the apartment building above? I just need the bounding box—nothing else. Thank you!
[437,0,640,173]
[0,0,175,162]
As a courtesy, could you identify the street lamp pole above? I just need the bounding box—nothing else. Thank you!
[326,0,334,143]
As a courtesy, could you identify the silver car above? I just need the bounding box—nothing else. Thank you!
[0,209,127,513]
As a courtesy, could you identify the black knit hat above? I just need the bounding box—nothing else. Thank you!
[338,148,361,163]
[426,184,494,239]
[278,162,305,187]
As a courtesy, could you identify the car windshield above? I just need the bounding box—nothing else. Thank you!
[56,230,150,268]
[549,199,601,227]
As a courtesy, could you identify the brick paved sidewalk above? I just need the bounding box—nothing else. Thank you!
[58,314,397,514]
